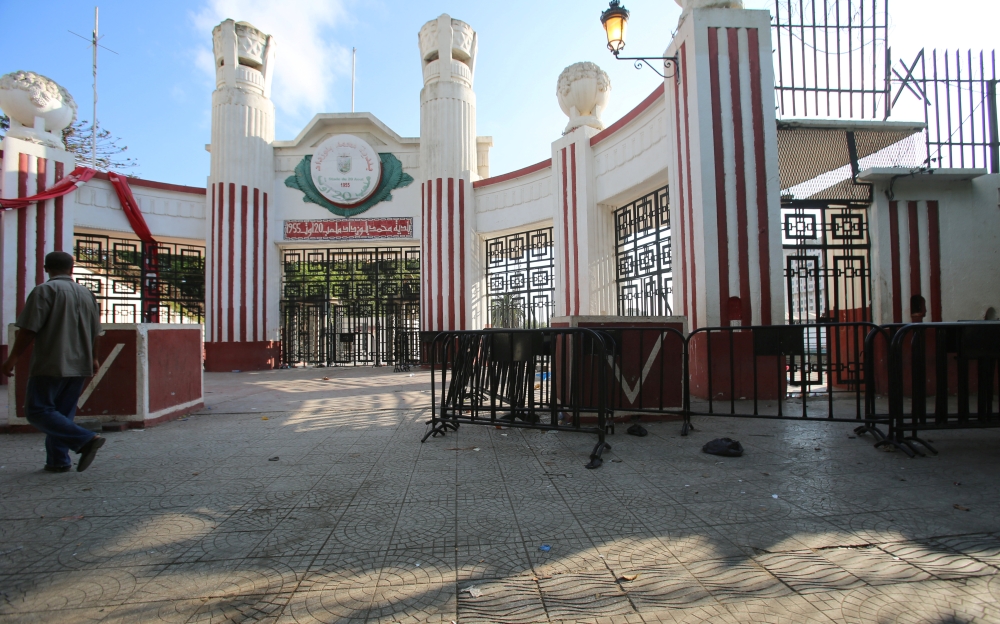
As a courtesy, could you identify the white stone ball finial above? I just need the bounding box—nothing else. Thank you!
[0,71,77,149]
[557,62,611,135]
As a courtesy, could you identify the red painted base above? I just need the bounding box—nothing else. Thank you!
[205,341,280,372]
[2,401,205,435]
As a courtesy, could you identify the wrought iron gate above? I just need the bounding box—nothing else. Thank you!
[782,201,872,387]
[73,233,205,324]
[615,185,672,316]
[280,247,420,366]
[485,227,555,328]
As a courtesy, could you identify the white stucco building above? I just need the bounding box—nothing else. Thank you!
[2,3,999,373]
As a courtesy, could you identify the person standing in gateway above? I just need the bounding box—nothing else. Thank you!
[1,251,106,472]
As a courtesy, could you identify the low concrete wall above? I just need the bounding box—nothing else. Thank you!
[6,323,203,432]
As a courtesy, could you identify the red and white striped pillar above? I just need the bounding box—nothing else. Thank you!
[665,8,784,331]
[0,137,76,367]
[204,19,279,371]
[418,14,479,331]
[421,175,472,332]
[551,128,616,318]
[872,199,944,324]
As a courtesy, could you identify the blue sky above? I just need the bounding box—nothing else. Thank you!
[2,0,995,186]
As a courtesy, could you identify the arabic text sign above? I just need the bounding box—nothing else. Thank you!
[284,218,414,241]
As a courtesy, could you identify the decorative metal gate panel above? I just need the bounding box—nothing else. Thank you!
[485,227,555,328]
[73,233,205,324]
[280,246,420,366]
[615,185,672,317]
[783,201,871,387]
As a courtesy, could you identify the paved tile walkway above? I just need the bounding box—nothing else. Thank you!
[2,365,999,623]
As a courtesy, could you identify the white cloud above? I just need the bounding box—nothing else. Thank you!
[192,0,352,119]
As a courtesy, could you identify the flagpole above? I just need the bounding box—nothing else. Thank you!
[352,47,356,113]
[92,6,98,169]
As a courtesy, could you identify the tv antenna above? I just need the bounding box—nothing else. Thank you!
[69,6,118,169]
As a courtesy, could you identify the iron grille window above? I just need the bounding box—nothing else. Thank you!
[73,233,205,324]
[615,186,672,317]
[485,227,554,328]
[280,246,420,366]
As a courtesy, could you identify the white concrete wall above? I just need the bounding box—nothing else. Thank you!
[865,170,1000,323]
[73,177,206,242]
[592,93,671,206]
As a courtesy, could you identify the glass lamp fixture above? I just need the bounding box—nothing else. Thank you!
[600,0,630,55]
[598,0,679,80]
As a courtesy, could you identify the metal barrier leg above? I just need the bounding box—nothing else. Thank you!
[586,434,611,470]
[854,423,886,441]
[874,435,917,457]
[905,435,938,455]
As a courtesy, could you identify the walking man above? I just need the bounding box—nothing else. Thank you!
[1,251,105,472]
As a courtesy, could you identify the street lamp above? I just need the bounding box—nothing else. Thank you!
[599,1,679,80]
[600,0,629,54]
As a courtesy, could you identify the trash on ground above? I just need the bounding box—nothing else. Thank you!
[538,544,551,552]
[268,456,279,461]
[702,438,744,457]
[617,573,640,582]
[626,423,648,437]
[954,504,971,511]
[772,494,779,499]
[459,586,483,598]
[261,417,269,421]
[322,377,330,381]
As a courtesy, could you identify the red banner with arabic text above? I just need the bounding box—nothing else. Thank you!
[284,218,414,241]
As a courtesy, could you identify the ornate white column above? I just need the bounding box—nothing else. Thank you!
[205,19,278,370]
[418,14,478,332]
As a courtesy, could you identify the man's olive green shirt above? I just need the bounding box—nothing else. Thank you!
[15,276,102,378]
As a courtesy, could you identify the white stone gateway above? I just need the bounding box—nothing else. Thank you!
[557,62,611,135]
[0,70,77,149]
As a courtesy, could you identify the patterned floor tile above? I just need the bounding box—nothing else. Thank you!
[755,551,865,593]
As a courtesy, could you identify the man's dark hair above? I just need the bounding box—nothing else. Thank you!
[43,251,75,273]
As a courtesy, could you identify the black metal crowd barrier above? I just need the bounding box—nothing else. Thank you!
[422,322,1000,464]
[881,322,1000,457]
[683,323,890,437]
[424,328,614,469]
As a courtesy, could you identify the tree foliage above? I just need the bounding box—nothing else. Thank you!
[62,119,139,173]
[0,114,9,138]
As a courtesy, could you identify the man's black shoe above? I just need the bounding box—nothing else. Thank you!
[43,464,72,473]
[77,436,106,472]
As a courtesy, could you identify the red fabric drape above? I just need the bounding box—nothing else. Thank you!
[108,173,160,323]
[107,173,156,244]
[0,166,97,210]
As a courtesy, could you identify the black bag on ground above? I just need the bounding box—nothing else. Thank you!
[702,438,744,457]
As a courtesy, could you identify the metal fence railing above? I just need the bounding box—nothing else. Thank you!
[422,322,1000,466]
[425,329,613,468]
[883,323,1000,456]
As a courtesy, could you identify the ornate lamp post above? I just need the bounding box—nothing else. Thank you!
[599,1,679,80]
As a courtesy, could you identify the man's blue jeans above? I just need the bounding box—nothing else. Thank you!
[24,376,92,468]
